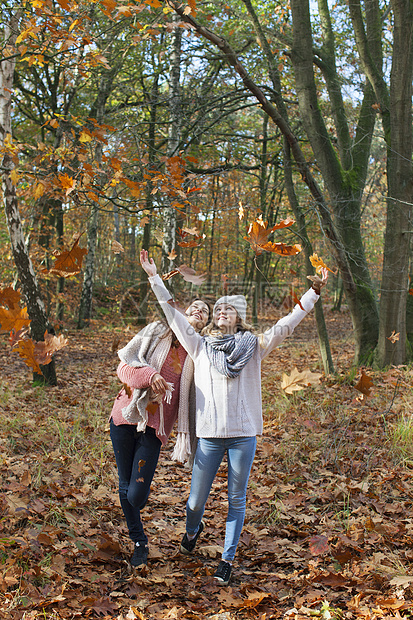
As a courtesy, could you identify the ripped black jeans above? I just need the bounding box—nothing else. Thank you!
[110,419,161,545]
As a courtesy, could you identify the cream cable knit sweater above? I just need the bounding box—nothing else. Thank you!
[149,275,320,439]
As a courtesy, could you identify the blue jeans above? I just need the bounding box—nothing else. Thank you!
[186,436,257,562]
[110,420,161,545]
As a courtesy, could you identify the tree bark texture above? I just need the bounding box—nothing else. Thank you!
[1,12,56,385]
[377,0,413,365]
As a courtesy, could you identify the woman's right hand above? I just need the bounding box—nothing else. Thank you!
[140,249,157,277]
[150,372,169,397]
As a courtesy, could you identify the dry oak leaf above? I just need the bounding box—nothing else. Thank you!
[111,239,124,254]
[12,338,41,373]
[260,241,302,256]
[0,286,22,311]
[0,305,31,334]
[281,367,322,394]
[233,591,271,609]
[41,235,87,277]
[387,330,400,343]
[162,264,206,285]
[33,332,68,365]
[309,253,336,274]
[244,216,298,256]
[354,370,374,396]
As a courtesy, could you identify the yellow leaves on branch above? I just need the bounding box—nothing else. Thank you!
[41,235,87,278]
[281,367,323,394]
[244,216,302,257]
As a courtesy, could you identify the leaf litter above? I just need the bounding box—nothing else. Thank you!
[0,308,412,619]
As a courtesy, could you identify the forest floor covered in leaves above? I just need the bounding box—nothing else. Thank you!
[0,305,413,620]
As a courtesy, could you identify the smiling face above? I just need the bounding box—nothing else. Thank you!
[213,303,239,334]
[185,300,210,332]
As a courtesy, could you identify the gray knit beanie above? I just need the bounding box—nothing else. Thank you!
[213,295,247,322]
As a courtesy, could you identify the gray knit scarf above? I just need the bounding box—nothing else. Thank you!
[203,331,257,378]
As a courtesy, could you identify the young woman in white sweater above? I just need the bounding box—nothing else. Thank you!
[140,249,328,584]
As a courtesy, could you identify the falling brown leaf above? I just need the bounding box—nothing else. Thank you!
[387,330,400,343]
[162,264,206,285]
[168,249,177,260]
[0,305,31,334]
[244,216,297,256]
[354,370,374,396]
[41,235,87,278]
[0,286,22,311]
[33,332,68,366]
[281,367,322,394]
[111,240,124,254]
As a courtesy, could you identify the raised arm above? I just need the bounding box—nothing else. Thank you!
[259,268,328,357]
[140,249,202,359]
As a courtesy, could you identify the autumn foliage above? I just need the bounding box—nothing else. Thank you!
[0,287,67,374]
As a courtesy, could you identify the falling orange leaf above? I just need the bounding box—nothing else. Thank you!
[59,173,76,196]
[309,253,336,274]
[12,339,41,373]
[0,306,31,334]
[244,217,297,256]
[123,383,132,398]
[41,235,87,277]
[260,241,302,256]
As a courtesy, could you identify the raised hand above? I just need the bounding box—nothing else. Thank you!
[140,249,157,277]
[307,267,328,294]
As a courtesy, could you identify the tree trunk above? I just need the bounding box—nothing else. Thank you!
[0,11,57,385]
[162,16,182,277]
[77,67,119,328]
[376,0,413,365]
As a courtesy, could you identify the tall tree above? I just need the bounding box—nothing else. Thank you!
[0,7,57,385]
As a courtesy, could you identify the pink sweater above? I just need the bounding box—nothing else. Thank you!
[110,344,188,445]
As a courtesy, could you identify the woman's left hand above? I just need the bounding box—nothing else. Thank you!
[140,249,157,277]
